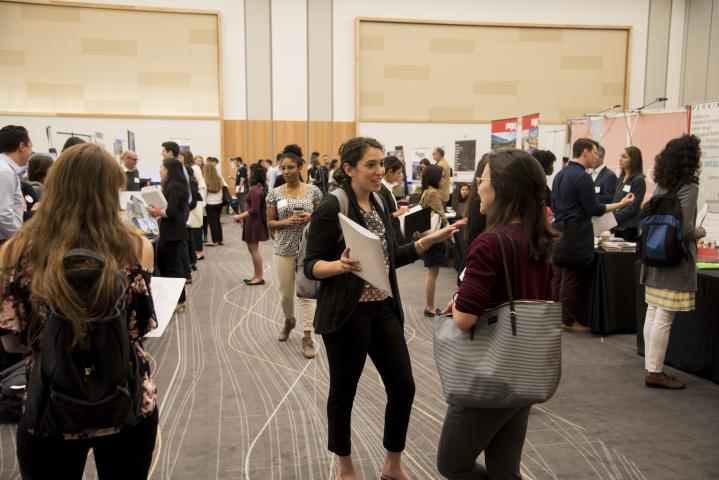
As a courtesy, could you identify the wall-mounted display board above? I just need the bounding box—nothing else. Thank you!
[0,1,221,119]
[357,18,630,124]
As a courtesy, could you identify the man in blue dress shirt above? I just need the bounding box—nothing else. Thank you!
[591,145,618,204]
[551,138,634,332]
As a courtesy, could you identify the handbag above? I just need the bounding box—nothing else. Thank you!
[433,233,562,408]
[221,185,232,206]
[552,217,595,268]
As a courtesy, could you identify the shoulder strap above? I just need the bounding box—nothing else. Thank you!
[330,188,349,216]
[494,232,518,336]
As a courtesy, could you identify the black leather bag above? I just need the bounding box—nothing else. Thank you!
[553,219,595,268]
[221,186,232,206]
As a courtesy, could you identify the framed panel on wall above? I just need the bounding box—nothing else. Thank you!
[356,18,631,124]
[0,1,221,119]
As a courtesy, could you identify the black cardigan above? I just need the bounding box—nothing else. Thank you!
[304,184,420,335]
[159,182,189,242]
[378,183,403,244]
[612,173,646,231]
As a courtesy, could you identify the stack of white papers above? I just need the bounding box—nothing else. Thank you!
[338,213,393,296]
[141,186,167,209]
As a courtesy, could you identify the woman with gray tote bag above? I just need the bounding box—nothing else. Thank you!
[435,149,560,480]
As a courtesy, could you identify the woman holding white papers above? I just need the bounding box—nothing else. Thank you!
[304,137,457,480]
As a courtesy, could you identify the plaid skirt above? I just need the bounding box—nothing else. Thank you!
[645,286,696,312]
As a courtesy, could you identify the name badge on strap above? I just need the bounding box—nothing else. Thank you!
[623,184,631,193]
[134,177,140,183]
[594,186,601,193]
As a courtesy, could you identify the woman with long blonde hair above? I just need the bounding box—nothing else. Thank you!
[203,157,226,246]
[0,143,158,479]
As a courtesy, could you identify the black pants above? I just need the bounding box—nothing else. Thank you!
[157,239,186,302]
[202,216,208,242]
[205,204,224,243]
[186,229,197,267]
[437,404,530,480]
[322,299,415,456]
[191,228,203,253]
[17,408,158,480]
[551,265,589,327]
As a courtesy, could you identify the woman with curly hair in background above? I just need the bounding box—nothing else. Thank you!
[640,134,706,389]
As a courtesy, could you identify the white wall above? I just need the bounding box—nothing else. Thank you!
[334,0,651,121]
[358,122,567,184]
[271,0,308,120]
[3,115,221,182]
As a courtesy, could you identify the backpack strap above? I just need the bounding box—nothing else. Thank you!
[330,188,349,216]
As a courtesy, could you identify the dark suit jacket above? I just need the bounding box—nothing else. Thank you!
[304,184,419,335]
[612,173,646,231]
[159,182,189,242]
[593,166,618,204]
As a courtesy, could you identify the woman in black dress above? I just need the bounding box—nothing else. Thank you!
[233,164,269,285]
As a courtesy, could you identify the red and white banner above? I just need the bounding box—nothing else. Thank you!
[521,113,540,151]
[491,117,518,152]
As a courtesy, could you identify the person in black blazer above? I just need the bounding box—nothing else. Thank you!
[304,137,457,480]
[379,155,409,244]
[592,145,617,204]
[611,146,646,241]
[149,157,189,307]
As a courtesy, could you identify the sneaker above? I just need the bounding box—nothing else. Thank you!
[645,372,685,389]
[302,336,316,359]
[278,317,296,342]
[175,302,186,313]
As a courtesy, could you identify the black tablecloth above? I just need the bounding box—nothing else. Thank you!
[588,250,640,334]
[635,266,719,383]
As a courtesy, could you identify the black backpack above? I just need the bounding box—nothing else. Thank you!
[637,186,686,267]
[24,249,142,434]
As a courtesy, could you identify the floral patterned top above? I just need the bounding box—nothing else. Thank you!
[359,208,390,302]
[266,184,323,256]
[0,255,158,439]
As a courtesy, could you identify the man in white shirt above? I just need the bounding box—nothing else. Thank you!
[432,146,452,204]
[0,125,33,244]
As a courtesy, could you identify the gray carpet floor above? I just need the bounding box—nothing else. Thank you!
[1,216,718,479]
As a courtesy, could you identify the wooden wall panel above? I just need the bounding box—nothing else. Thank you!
[308,121,334,160]
[273,121,308,159]
[332,122,357,158]
[221,119,247,188]
[247,120,272,165]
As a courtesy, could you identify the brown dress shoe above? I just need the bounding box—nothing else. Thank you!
[561,322,591,333]
[278,317,296,342]
[645,372,686,389]
[302,336,316,359]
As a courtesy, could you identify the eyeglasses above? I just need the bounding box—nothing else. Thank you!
[476,177,490,185]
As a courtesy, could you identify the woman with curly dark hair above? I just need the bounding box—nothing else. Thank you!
[640,134,705,389]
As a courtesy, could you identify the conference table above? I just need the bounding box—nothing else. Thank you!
[587,250,640,334]
[635,268,719,384]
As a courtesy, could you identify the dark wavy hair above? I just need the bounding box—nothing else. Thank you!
[282,144,303,158]
[249,163,266,188]
[334,137,384,185]
[485,149,560,263]
[531,150,556,176]
[653,135,701,190]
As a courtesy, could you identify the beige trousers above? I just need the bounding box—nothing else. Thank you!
[273,254,316,332]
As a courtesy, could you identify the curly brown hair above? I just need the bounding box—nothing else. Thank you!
[653,134,701,190]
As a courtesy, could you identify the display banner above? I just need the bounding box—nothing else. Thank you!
[521,113,539,151]
[454,140,477,182]
[411,147,432,181]
[491,118,518,152]
[690,101,719,247]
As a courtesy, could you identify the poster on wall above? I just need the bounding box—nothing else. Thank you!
[491,118,518,152]
[521,113,539,151]
[411,147,432,181]
[454,140,477,182]
[127,130,136,151]
[113,139,123,158]
[690,100,719,247]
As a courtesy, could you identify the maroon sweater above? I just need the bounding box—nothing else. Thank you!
[455,226,553,317]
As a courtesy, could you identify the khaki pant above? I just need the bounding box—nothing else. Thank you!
[273,254,316,332]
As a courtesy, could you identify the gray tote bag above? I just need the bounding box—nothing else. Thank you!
[433,233,562,408]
